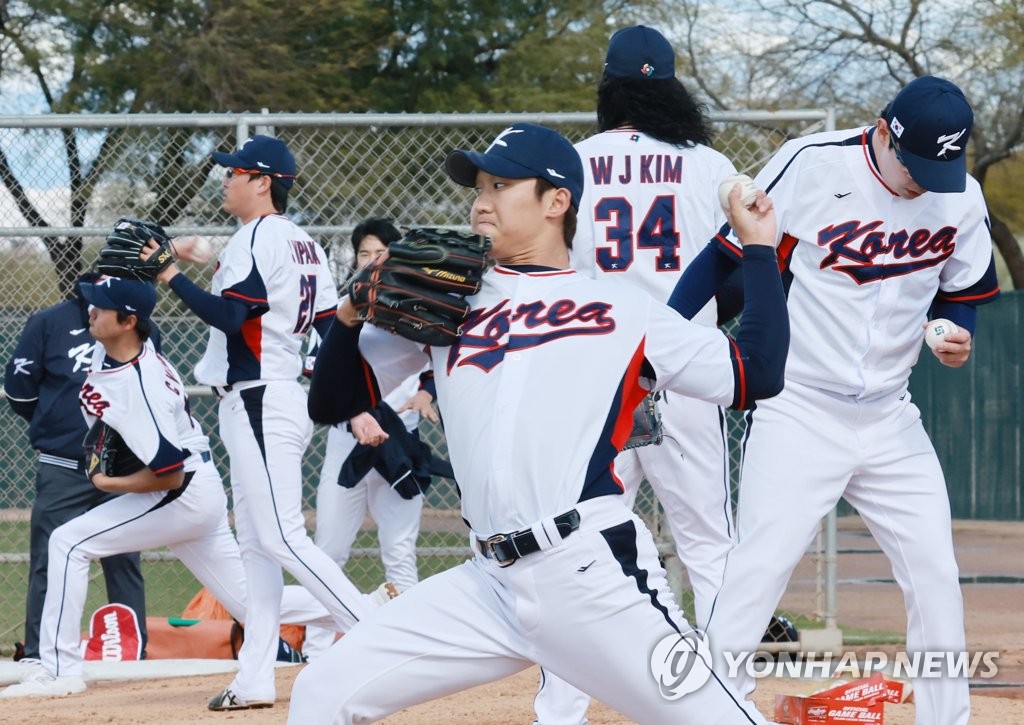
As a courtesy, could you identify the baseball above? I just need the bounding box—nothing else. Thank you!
[192,236,213,264]
[173,235,214,264]
[718,174,758,210]
[924,318,959,349]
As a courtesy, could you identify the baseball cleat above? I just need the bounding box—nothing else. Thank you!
[207,687,274,711]
[14,657,44,682]
[0,667,86,698]
[368,581,400,607]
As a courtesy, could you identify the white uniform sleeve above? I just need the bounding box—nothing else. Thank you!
[314,243,340,314]
[938,183,994,293]
[643,300,734,406]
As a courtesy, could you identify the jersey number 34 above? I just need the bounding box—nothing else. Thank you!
[594,195,680,272]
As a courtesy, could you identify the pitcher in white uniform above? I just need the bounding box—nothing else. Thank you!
[290,123,789,724]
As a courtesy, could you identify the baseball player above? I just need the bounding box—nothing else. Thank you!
[3,272,147,666]
[541,25,742,724]
[0,278,342,700]
[290,123,788,724]
[669,77,999,725]
[145,135,375,710]
[303,218,433,659]
[574,24,739,626]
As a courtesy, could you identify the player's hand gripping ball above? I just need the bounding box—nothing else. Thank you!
[924,318,960,349]
[718,174,758,211]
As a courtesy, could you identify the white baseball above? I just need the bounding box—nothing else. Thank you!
[924,318,959,349]
[192,236,213,264]
[718,174,758,210]
[173,235,214,264]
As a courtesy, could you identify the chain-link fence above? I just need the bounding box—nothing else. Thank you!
[0,110,832,652]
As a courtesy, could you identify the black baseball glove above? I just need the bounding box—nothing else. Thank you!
[83,420,146,480]
[348,227,491,347]
[97,218,175,282]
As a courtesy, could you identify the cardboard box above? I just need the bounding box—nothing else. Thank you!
[775,673,888,724]
[775,694,885,724]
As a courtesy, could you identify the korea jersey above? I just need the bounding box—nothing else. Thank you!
[573,129,736,325]
[359,267,743,535]
[717,126,999,398]
[80,340,209,475]
[195,214,339,386]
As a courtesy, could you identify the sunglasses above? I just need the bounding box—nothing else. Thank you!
[225,167,297,180]
[888,138,908,167]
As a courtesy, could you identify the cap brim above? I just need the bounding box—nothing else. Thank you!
[79,282,117,311]
[444,150,544,188]
[901,150,967,193]
[211,150,249,169]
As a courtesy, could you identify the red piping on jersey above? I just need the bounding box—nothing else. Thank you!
[224,290,270,305]
[861,129,899,197]
[152,461,184,476]
[92,344,149,374]
[241,317,263,363]
[359,357,380,407]
[314,307,337,319]
[937,288,1000,303]
[492,266,576,277]
[610,340,650,452]
[728,337,748,410]
[715,232,743,257]
[776,233,798,272]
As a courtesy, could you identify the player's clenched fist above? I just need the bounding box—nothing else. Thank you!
[724,183,775,249]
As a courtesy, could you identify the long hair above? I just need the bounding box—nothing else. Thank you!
[596,75,714,147]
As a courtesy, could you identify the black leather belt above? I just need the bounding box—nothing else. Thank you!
[477,509,581,567]
[210,384,234,398]
[200,451,211,463]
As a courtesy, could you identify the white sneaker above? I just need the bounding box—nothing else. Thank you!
[367,582,400,608]
[0,667,86,698]
[15,658,43,683]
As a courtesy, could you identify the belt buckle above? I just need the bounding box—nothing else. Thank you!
[483,533,515,568]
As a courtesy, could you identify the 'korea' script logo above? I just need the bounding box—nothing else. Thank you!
[817,220,956,284]
[446,298,616,373]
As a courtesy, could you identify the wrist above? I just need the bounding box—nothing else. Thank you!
[336,299,361,327]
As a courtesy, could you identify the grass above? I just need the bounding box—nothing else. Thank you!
[0,527,474,658]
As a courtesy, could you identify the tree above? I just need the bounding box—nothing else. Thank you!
[0,0,649,296]
[0,0,390,296]
[671,0,1024,287]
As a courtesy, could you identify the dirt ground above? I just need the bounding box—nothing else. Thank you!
[2,517,1021,724]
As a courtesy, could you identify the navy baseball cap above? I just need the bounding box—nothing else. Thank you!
[211,135,297,189]
[79,277,157,321]
[885,76,973,193]
[604,25,675,80]
[445,123,584,210]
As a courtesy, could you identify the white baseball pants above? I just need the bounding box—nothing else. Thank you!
[705,381,969,725]
[288,497,766,725]
[40,461,335,679]
[220,381,372,701]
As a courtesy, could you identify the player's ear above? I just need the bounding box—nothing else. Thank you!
[545,187,572,217]
[875,117,891,142]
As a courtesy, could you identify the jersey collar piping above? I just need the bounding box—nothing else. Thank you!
[493,265,576,276]
[861,127,899,197]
